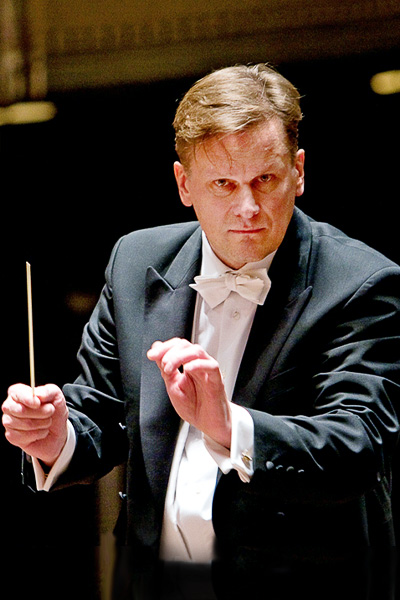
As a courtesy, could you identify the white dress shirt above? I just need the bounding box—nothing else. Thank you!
[159,233,274,563]
[32,232,274,565]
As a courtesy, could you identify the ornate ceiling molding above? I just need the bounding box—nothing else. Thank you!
[46,0,400,57]
[2,0,400,98]
[45,0,400,90]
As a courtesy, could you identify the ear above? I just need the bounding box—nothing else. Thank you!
[174,161,193,207]
[294,149,305,197]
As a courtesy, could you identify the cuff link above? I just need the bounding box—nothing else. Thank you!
[241,450,253,468]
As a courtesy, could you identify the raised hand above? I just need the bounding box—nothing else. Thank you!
[147,338,232,449]
[2,383,69,467]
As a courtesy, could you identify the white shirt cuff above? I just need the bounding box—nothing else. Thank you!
[31,420,76,491]
[203,403,254,483]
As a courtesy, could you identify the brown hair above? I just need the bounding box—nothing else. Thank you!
[173,63,303,167]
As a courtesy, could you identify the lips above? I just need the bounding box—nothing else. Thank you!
[229,228,265,234]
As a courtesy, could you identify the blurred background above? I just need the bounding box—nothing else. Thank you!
[1,1,399,598]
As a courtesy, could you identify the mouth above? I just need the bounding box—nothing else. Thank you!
[229,228,265,234]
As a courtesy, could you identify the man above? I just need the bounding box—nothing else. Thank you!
[3,64,400,600]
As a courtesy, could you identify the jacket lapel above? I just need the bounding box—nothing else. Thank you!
[139,226,202,504]
[233,208,314,408]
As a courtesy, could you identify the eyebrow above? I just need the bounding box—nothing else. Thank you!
[205,158,285,180]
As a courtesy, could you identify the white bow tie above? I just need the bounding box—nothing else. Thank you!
[190,268,271,308]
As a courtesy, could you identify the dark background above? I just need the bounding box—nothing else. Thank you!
[0,48,399,597]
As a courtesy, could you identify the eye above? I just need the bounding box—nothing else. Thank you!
[253,173,275,191]
[210,179,236,196]
[258,174,272,183]
[215,179,229,187]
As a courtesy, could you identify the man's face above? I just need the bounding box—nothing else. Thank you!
[174,118,305,270]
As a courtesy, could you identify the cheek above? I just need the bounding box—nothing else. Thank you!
[263,188,295,222]
[260,192,295,248]
[191,203,227,244]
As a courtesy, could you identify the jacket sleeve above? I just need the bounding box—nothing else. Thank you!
[56,238,129,487]
[248,266,400,505]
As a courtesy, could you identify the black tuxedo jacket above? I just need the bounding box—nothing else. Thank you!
[59,208,400,599]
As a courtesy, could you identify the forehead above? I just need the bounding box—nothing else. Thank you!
[191,119,289,175]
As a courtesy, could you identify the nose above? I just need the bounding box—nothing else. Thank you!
[232,186,260,219]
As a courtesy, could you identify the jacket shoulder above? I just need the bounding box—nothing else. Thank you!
[108,221,201,274]
[296,209,400,278]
